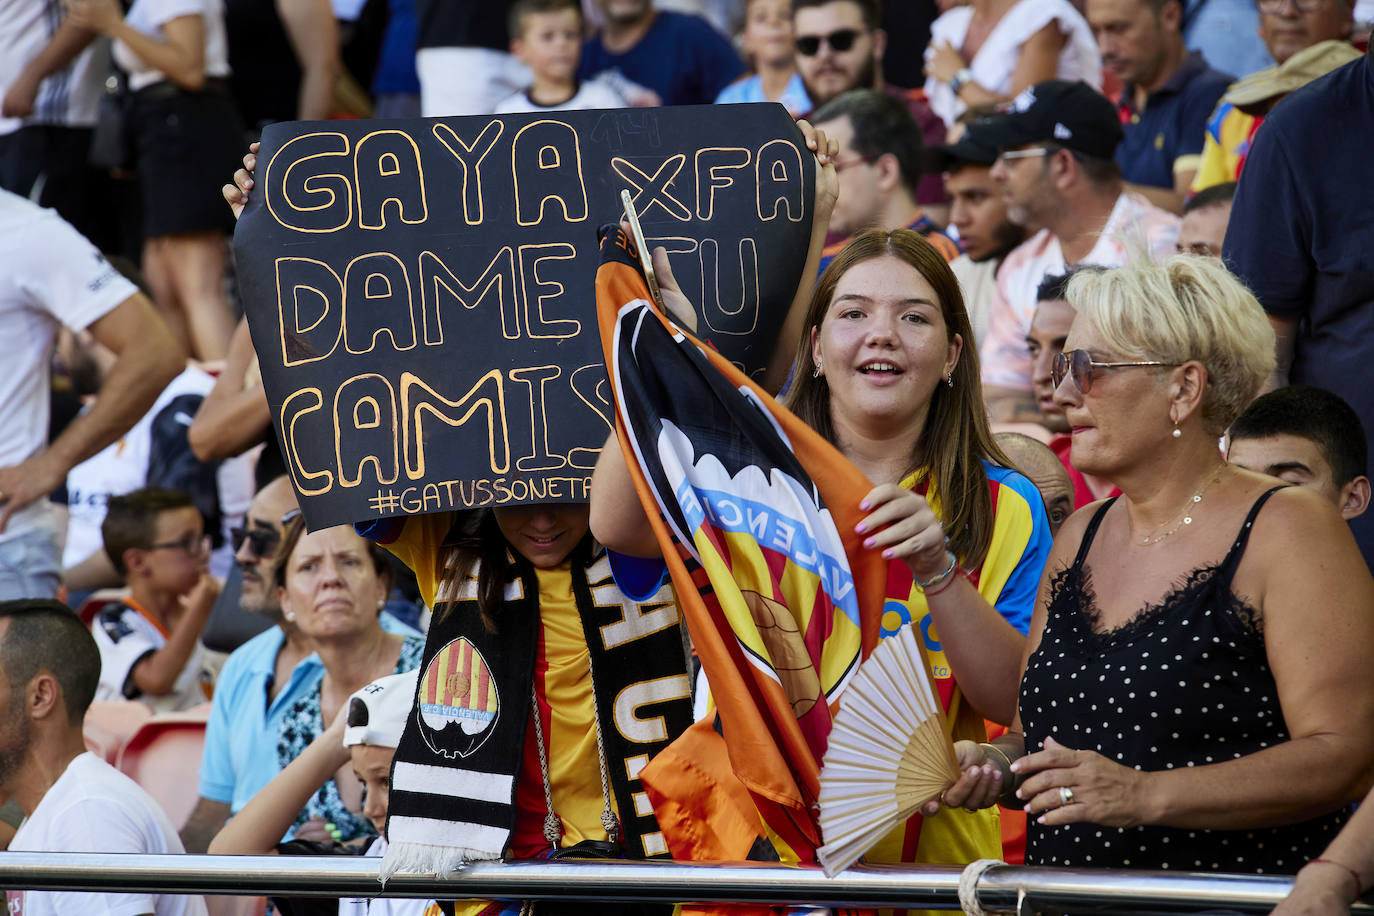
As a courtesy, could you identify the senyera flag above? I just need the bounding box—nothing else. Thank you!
[593,225,889,865]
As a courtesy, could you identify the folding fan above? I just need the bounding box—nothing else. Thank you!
[816,622,960,876]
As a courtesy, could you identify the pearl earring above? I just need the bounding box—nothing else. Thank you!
[1172,426,1182,439]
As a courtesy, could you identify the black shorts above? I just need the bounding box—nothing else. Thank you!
[132,85,244,239]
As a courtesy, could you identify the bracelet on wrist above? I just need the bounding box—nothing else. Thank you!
[915,549,959,592]
[950,67,974,95]
[1309,858,1365,898]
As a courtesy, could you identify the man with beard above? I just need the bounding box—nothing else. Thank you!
[179,475,322,853]
[1086,0,1231,213]
[0,598,206,916]
[937,118,1026,347]
[793,0,948,224]
[978,80,1178,423]
[577,0,744,106]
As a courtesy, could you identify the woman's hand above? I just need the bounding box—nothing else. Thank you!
[1273,862,1364,916]
[1013,736,1153,828]
[1273,864,1362,916]
[920,740,1004,815]
[222,142,259,219]
[856,483,950,582]
[651,243,698,334]
[796,119,839,224]
[63,0,123,33]
[925,40,966,84]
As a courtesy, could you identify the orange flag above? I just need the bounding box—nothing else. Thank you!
[594,226,888,862]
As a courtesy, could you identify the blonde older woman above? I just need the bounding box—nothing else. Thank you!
[936,256,1374,873]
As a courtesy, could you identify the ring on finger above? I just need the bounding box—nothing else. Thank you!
[1058,786,1075,806]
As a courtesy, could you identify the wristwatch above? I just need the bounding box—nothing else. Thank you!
[950,67,974,96]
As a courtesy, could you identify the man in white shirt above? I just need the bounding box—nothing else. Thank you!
[976,80,1179,423]
[0,597,207,916]
[0,189,181,599]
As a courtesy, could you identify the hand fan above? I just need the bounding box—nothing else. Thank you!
[816,622,960,876]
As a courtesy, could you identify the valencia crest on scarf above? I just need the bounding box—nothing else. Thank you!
[381,536,694,879]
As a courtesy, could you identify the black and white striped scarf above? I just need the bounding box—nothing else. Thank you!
[381,539,694,878]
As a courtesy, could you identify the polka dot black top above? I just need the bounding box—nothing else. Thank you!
[1020,487,1347,873]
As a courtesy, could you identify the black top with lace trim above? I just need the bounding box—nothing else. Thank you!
[1020,486,1347,872]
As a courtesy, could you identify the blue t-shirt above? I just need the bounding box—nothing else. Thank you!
[1224,54,1374,569]
[1182,0,1273,81]
[1115,50,1232,190]
[714,72,811,116]
[374,0,421,95]
[578,11,744,108]
[197,612,420,812]
[198,626,324,812]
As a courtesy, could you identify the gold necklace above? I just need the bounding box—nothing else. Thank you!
[1138,464,1227,546]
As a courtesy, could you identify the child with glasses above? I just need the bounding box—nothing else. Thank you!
[93,486,220,711]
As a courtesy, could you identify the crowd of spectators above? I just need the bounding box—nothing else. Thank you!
[1,0,1373,912]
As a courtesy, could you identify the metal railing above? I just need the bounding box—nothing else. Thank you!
[1,855,1372,913]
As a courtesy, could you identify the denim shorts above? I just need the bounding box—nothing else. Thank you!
[0,524,62,601]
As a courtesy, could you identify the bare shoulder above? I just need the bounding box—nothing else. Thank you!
[1037,497,1109,581]
[1054,497,1110,551]
[1233,476,1370,613]
[1244,479,1348,549]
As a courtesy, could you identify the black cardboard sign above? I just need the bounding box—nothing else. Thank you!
[235,104,814,529]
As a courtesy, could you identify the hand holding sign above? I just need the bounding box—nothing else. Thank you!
[234,104,816,529]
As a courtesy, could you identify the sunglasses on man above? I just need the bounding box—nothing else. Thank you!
[1051,349,1176,394]
[230,525,280,558]
[230,510,300,559]
[795,27,861,56]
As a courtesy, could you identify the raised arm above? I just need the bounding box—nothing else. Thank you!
[209,710,350,855]
[130,572,219,695]
[189,317,272,460]
[761,122,838,395]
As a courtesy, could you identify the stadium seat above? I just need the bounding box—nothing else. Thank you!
[76,588,130,629]
[83,700,155,764]
[116,704,211,830]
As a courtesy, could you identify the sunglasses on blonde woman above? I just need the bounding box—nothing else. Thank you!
[1051,349,1176,394]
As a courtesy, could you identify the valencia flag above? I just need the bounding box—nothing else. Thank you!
[594,225,891,864]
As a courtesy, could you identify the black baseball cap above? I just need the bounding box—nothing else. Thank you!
[934,118,1002,170]
[976,80,1123,160]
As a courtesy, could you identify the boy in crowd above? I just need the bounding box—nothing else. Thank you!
[1228,385,1370,523]
[94,487,219,711]
[495,0,628,112]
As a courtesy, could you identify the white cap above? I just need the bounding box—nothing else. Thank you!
[343,669,418,749]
